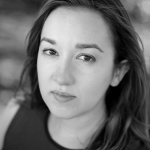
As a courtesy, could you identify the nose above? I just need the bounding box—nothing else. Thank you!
[52,60,75,86]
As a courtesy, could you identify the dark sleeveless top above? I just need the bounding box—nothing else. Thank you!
[2,101,76,150]
[2,100,150,150]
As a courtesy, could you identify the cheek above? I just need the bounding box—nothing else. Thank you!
[37,57,52,92]
[37,59,45,83]
[37,54,56,78]
[79,67,114,105]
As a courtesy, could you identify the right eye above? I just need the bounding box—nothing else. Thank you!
[43,49,59,56]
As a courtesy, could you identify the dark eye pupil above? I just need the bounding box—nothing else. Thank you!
[50,50,56,55]
[84,56,91,61]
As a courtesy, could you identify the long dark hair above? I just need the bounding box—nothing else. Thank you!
[16,0,150,149]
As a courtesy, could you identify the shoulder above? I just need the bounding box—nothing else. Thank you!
[0,97,21,125]
[0,97,21,149]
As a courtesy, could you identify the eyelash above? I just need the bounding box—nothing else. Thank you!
[43,49,59,56]
[76,53,96,63]
[42,49,96,63]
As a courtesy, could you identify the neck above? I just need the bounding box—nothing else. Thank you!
[48,105,106,149]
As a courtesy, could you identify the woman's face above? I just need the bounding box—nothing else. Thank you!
[37,7,119,119]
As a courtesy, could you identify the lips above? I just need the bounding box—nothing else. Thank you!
[51,90,76,103]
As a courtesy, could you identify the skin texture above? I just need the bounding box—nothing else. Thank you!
[37,7,126,148]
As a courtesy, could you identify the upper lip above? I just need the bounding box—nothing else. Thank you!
[51,90,76,97]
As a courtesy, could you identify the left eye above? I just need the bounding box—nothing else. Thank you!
[43,49,59,56]
[77,54,96,63]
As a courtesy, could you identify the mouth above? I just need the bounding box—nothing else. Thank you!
[51,90,76,103]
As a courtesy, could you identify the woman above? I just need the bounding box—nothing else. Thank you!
[0,0,150,149]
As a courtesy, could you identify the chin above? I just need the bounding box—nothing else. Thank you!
[48,105,78,120]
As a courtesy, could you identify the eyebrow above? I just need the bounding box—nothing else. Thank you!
[40,37,56,45]
[40,37,104,53]
[76,43,104,53]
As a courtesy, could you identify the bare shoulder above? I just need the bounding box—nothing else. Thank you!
[0,98,21,149]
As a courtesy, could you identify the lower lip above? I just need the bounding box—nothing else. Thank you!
[52,93,76,103]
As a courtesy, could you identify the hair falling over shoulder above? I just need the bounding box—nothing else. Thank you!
[15,0,150,149]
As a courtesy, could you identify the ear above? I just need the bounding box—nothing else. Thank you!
[111,60,129,87]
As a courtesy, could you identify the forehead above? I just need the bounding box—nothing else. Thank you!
[41,6,114,49]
